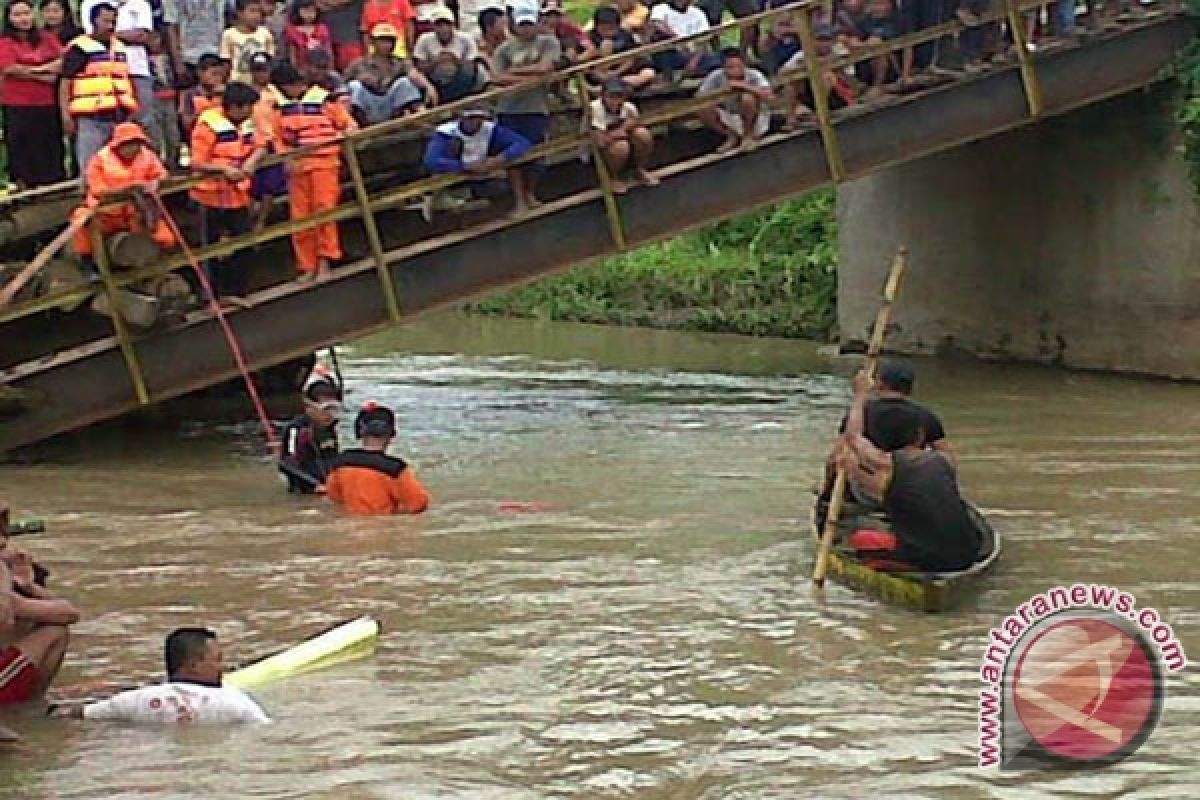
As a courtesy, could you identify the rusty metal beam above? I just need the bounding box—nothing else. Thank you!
[0,15,1191,454]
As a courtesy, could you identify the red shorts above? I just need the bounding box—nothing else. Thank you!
[0,646,40,706]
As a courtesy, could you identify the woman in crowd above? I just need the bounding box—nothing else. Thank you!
[38,0,80,46]
[0,0,65,188]
[286,0,333,69]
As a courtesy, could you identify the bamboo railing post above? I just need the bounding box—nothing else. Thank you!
[573,75,628,251]
[343,138,402,323]
[89,219,151,405]
[795,6,846,183]
[1003,0,1045,118]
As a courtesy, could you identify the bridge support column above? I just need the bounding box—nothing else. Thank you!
[836,91,1200,379]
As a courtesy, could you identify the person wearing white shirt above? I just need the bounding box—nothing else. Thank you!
[55,627,270,726]
[83,0,164,154]
[647,0,718,78]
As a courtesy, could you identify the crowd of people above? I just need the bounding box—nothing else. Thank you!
[0,0,1160,297]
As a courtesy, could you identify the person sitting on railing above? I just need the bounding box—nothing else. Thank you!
[583,6,656,93]
[423,107,535,215]
[345,23,438,125]
[842,0,901,99]
[696,46,772,154]
[178,52,225,139]
[540,0,593,68]
[413,7,484,103]
[779,10,857,130]
[588,78,658,190]
[646,0,718,81]
[490,2,560,208]
[271,61,357,282]
[189,81,267,302]
[70,122,177,264]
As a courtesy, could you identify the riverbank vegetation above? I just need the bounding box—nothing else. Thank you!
[470,191,839,340]
[1176,6,1200,193]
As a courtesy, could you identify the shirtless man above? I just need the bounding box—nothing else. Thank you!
[0,503,80,715]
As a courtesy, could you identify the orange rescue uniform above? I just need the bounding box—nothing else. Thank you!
[273,85,356,274]
[190,107,258,209]
[72,131,175,258]
[326,449,431,516]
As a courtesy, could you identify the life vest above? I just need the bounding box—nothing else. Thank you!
[68,35,138,117]
[191,92,222,117]
[278,86,340,157]
[191,107,256,206]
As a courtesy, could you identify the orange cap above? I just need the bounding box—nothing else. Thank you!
[111,122,150,148]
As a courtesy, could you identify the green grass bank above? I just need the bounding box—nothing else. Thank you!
[470,191,840,340]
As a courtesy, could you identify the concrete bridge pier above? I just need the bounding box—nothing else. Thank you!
[836,91,1200,380]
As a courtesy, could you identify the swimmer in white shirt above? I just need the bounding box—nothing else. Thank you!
[53,627,269,725]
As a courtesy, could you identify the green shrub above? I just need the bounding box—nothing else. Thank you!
[470,191,839,340]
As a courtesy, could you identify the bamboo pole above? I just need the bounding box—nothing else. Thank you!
[343,140,402,323]
[795,7,846,183]
[574,75,628,251]
[89,219,151,406]
[0,211,91,309]
[1003,0,1045,117]
[812,247,907,588]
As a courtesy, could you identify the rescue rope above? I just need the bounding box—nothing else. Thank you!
[150,193,280,451]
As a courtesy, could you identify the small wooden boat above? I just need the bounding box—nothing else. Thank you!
[812,501,1001,612]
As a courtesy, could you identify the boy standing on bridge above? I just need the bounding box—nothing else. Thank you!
[189,82,268,302]
[270,62,357,282]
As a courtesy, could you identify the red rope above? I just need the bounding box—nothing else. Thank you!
[151,192,280,452]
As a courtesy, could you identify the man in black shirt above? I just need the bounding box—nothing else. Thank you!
[870,360,954,465]
[835,370,981,571]
[277,373,343,493]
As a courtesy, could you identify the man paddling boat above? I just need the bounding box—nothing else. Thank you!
[53,627,270,725]
[834,369,981,572]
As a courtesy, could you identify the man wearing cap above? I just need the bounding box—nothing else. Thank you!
[345,23,438,125]
[326,403,431,515]
[490,2,560,206]
[278,370,344,493]
[422,107,534,214]
[412,7,483,103]
[70,122,177,263]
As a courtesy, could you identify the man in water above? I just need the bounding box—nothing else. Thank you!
[54,627,269,725]
[326,403,431,515]
[278,369,343,493]
[0,502,80,711]
[834,369,981,572]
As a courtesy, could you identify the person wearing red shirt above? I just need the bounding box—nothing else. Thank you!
[359,0,415,58]
[285,0,333,69]
[0,0,65,187]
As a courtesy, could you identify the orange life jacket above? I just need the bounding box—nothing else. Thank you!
[68,35,138,117]
[277,86,340,157]
[190,107,256,208]
[84,145,165,211]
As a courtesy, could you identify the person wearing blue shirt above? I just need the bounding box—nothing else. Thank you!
[422,108,534,216]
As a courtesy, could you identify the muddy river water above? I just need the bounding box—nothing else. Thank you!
[1,314,1197,798]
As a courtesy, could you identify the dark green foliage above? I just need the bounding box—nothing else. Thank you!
[1174,19,1200,193]
[470,192,839,340]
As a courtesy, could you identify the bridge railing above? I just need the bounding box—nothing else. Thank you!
[0,0,1161,399]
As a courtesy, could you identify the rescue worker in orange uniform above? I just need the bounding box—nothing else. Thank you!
[269,62,357,283]
[58,2,140,183]
[189,82,268,302]
[326,403,431,516]
[71,122,175,262]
